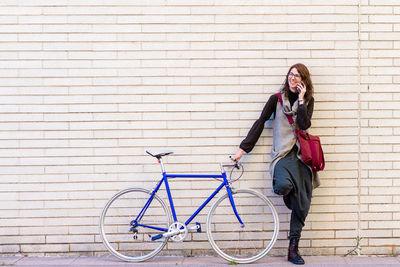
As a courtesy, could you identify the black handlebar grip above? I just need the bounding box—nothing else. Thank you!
[229,156,240,169]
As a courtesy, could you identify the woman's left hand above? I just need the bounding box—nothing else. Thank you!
[297,82,306,102]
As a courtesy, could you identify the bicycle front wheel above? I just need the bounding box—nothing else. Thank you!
[206,189,279,264]
[99,188,171,262]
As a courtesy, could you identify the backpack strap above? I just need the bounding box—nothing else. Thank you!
[276,93,295,125]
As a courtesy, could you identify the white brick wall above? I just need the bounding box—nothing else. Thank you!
[0,0,399,257]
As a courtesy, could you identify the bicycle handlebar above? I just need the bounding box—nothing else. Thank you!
[229,156,240,169]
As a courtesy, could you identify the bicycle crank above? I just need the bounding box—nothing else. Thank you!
[167,222,188,242]
[151,222,188,242]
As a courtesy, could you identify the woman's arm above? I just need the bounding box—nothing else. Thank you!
[296,97,314,130]
[239,94,278,154]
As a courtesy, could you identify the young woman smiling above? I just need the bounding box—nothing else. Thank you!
[233,63,320,265]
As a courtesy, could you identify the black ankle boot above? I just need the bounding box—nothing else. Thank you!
[288,237,305,265]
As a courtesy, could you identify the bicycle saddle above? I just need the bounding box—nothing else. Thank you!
[146,150,174,159]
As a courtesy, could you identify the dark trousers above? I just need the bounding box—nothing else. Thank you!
[273,147,313,239]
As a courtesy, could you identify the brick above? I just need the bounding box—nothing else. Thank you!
[69,33,116,41]
[21,244,69,253]
[361,23,393,32]
[0,15,17,24]
[191,94,238,103]
[19,15,67,24]
[370,15,400,23]
[361,195,393,204]
[311,221,358,230]
[143,94,189,103]
[369,221,400,229]
[361,5,393,14]
[360,213,393,221]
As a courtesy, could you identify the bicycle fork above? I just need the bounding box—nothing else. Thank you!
[226,184,245,228]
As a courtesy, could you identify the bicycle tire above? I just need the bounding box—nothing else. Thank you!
[99,188,171,262]
[206,188,279,264]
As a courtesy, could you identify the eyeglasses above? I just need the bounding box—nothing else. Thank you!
[288,72,301,79]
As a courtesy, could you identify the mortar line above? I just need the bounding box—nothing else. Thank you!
[357,0,362,242]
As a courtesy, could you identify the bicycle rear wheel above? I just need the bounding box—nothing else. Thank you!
[99,188,171,262]
[206,189,279,264]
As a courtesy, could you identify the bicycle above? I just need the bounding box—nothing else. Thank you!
[99,150,279,264]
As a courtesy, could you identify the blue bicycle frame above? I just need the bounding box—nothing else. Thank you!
[131,164,244,234]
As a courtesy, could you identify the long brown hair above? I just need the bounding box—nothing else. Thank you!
[280,63,313,103]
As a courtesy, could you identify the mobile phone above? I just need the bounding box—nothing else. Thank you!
[297,83,302,92]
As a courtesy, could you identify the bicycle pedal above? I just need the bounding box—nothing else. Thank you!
[188,222,201,233]
[151,233,163,241]
[196,222,201,232]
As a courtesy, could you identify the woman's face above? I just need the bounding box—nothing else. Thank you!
[288,67,302,93]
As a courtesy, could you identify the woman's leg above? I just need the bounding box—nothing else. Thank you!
[286,159,313,265]
[289,210,305,239]
[273,158,294,196]
[288,159,313,239]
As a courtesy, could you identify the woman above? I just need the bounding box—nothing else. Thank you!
[233,63,320,265]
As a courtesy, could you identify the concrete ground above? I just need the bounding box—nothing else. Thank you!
[1,255,400,267]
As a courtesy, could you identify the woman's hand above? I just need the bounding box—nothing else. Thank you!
[233,148,244,161]
[297,82,307,103]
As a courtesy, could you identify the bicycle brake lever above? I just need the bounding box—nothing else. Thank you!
[229,156,240,169]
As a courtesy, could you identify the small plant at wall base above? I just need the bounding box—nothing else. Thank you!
[392,245,398,257]
[345,236,363,256]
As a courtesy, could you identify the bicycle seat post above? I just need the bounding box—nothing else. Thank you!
[158,157,166,174]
